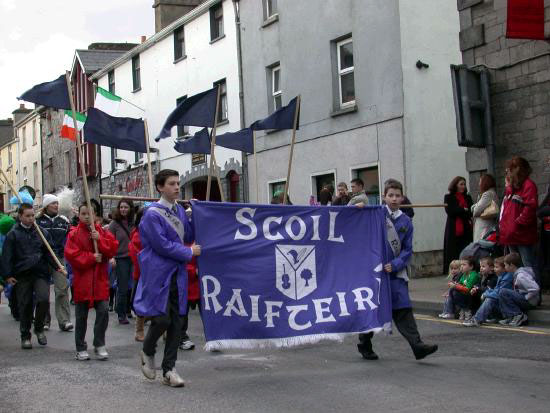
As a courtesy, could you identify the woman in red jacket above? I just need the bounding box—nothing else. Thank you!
[499,156,538,274]
[65,203,119,361]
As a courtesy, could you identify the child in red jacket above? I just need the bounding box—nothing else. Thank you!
[64,203,119,361]
[129,208,145,341]
[179,249,199,350]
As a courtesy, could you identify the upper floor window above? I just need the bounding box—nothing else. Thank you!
[214,79,228,124]
[176,95,189,139]
[22,127,27,151]
[264,0,278,20]
[337,38,355,108]
[32,120,37,146]
[174,26,185,61]
[132,55,141,91]
[108,70,115,93]
[271,65,282,112]
[210,4,224,41]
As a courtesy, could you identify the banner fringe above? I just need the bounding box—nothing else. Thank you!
[204,323,393,351]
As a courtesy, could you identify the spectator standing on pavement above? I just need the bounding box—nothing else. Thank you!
[471,174,499,242]
[108,199,135,325]
[64,203,119,361]
[0,214,17,319]
[332,182,351,205]
[347,178,369,206]
[1,203,62,349]
[443,176,473,274]
[36,194,73,332]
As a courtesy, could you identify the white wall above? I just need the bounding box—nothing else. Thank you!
[97,0,242,184]
[399,0,466,253]
[16,112,42,205]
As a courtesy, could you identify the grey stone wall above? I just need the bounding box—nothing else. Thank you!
[458,0,550,198]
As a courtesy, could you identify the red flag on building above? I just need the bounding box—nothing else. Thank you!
[506,0,545,40]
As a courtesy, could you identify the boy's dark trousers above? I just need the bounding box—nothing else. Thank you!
[74,300,109,351]
[143,272,182,375]
[17,274,49,340]
[359,308,422,354]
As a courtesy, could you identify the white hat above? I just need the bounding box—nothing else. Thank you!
[43,194,59,209]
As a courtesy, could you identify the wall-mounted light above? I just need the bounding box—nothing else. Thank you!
[416,60,429,69]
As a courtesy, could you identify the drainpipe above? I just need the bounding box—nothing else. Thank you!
[233,0,249,202]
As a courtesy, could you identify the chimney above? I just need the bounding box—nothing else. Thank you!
[20,103,25,109]
[141,35,147,43]
[153,0,205,33]
[12,103,32,124]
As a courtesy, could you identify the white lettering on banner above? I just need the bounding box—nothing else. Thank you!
[202,276,378,329]
[263,216,284,240]
[234,208,257,240]
[233,208,345,243]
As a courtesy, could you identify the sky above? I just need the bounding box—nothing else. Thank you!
[0,0,154,120]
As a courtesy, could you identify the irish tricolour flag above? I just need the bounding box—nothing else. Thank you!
[95,86,121,116]
[61,110,86,141]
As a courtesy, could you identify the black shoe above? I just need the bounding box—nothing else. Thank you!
[127,312,133,319]
[21,339,32,349]
[413,343,438,360]
[36,332,47,346]
[108,304,114,312]
[357,343,379,360]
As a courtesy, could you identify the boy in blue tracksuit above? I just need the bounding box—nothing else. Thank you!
[463,256,513,327]
[357,179,438,360]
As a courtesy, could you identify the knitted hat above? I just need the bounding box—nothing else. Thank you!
[42,194,59,209]
[0,214,16,235]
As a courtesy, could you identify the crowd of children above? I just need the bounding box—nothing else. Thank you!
[439,252,540,327]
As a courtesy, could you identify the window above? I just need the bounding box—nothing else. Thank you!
[64,151,70,183]
[264,0,277,20]
[352,165,380,205]
[8,145,12,166]
[132,55,141,91]
[269,180,286,202]
[214,79,228,123]
[32,121,37,146]
[33,161,38,188]
[108,70,115,93]
[210,4,224,41]
[337,38,355,108]
[22,127,27,151]
[192,153,206,166]
[135,151,143,163]
[110,148,117,172]
[271,65,282,111]
[23,166,27,186]
[176,96,189,138]
[312,172,335,204]
[174,26,185,61]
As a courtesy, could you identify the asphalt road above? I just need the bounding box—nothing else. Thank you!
[1,301,550,413]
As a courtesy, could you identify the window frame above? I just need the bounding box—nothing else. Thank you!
[271,65,282,112]
[336,37,355,109]
[213,79,228,124]
[32,120,37,146]
[108,70,115,94]
[210,4,224,41]
[176,95,190,139]
[350,162,381,205]
[173,26,186,62]
[267,179,287,203]
[132,55,141,92]
[22,127,27,151]
[264,0,278,20]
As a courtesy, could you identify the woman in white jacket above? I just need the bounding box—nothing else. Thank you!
[471,174,499,242]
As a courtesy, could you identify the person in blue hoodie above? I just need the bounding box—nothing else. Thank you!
[463,256,513,327]
[356,179,438,361]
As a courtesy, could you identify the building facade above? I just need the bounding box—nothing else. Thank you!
[92,0,245,202]
[239,0,467,275]
[0,116,15,212]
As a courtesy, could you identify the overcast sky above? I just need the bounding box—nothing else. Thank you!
[0,0,154,120]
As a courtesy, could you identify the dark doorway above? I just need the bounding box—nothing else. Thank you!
[191,178,221,202]
[227,170,240,202]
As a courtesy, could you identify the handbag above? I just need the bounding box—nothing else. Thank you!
[480,200,499,219]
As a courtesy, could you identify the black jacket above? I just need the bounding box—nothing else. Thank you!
[36,213,70,258]
[1,223,56,279]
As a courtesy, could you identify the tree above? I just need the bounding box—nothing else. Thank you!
[300,268,313,287]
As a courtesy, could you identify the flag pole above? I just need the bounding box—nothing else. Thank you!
[253,130,259,203]
[283,95,301,205]
[206,85,221,201]
[65,71,98,253]
[211,152,226,202]
[143,119,155,198]
[0,168,65,273]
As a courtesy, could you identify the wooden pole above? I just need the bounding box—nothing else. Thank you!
[65,71,98,253]
[283,95,301,205]
[206,85,221,201]
[143,119,155,198]
[211,152,226,202]
[0,168,65,272]
[100,194,189,203]
[402,204,448,208]
[253,130,259,203]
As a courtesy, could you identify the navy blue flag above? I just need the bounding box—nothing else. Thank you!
[215,128,254,153]
[192,202,392,350]
[83,108,146,153]
[156,87,218,141]
[250,96,300,131]
[174,127,211,154]
[17,75,71,110]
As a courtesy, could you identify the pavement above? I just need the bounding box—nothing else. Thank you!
[1,294,550,412]
[409,275,550,326]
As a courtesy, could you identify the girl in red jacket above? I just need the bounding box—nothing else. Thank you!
[65,203,119,361]
[129,208,145,342]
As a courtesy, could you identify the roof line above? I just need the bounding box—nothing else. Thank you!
[90,0,221,80]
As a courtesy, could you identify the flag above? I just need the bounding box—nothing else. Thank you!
[506,0,545,40]
[215,128,254,154]
[174,127,211,154]
[250,96,300,131]
[83,108,146,153]
[94,86,121,116]
[17,75,71,110]
[192,202,392,350]
[156,87,218,141]
[60,110,86,141]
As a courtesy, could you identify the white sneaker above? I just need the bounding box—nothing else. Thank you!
[163,369,185,387]
[75,351,90,361]
[140,350,156,380]
[438,312,454,319]
[94,346,109,360]
[179,340,195,351]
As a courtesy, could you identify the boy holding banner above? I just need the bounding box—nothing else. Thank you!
[134,169,201,388]
[357,179,438,361]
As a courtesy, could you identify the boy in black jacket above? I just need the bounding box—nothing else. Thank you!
[2,204,62,349]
